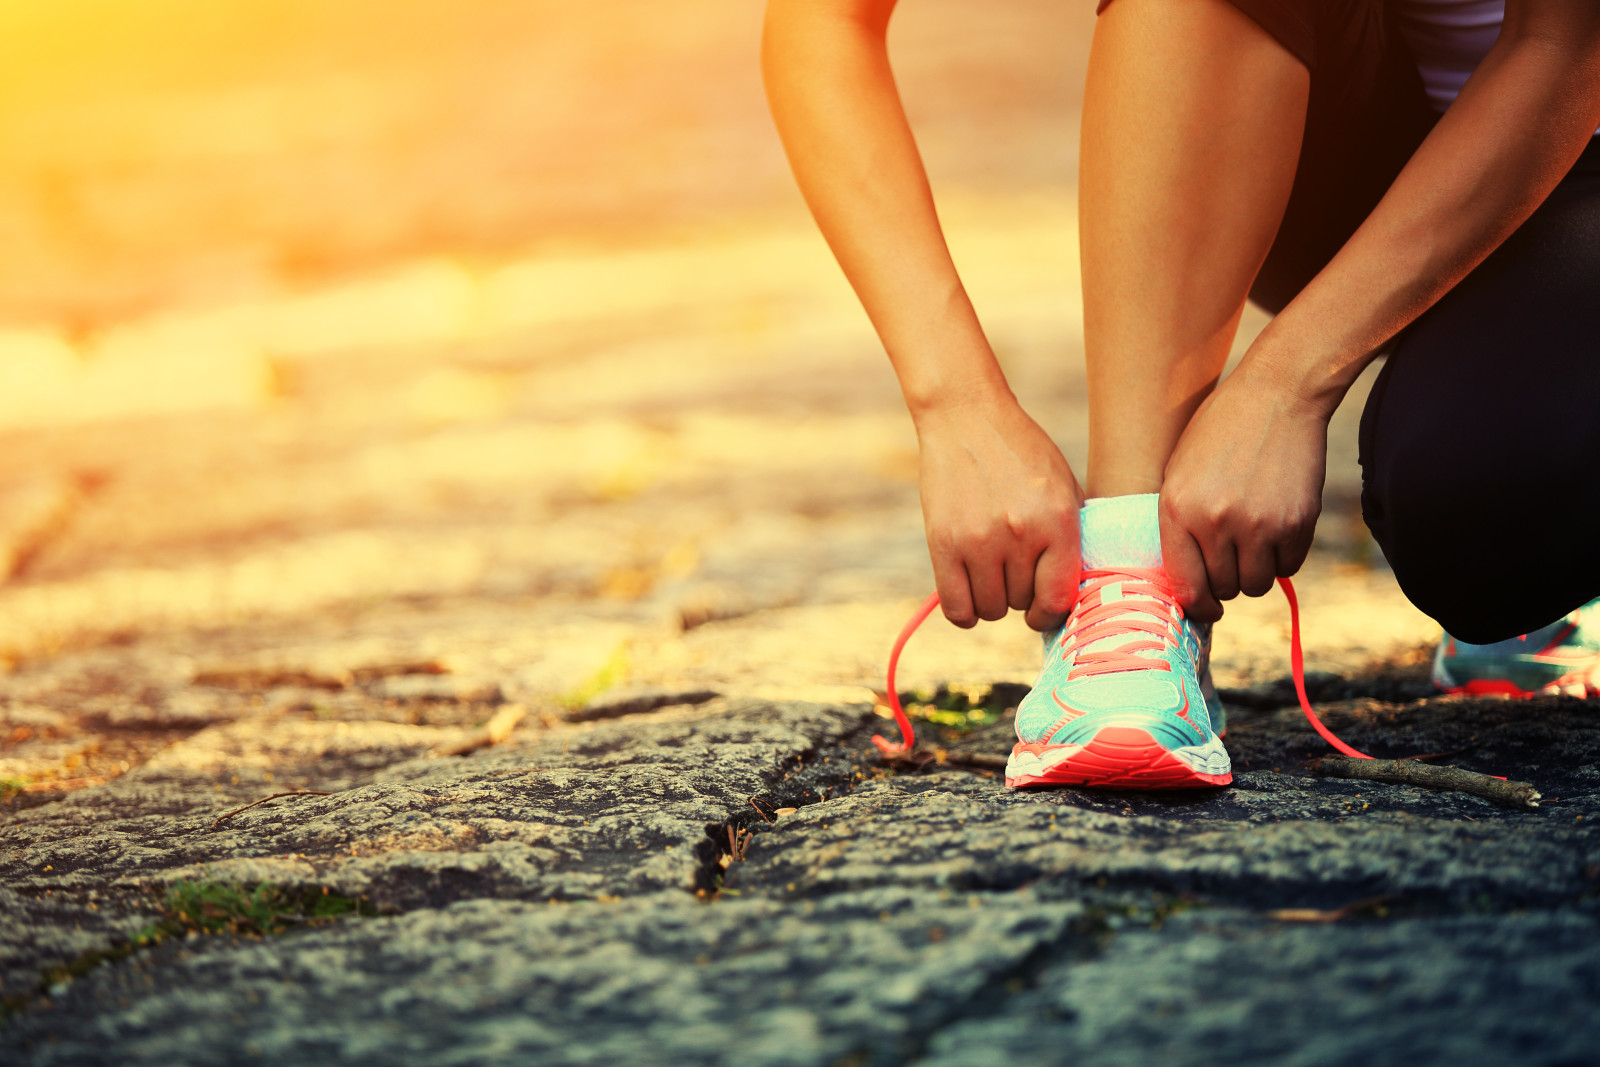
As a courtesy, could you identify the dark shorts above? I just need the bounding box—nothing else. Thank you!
[1104,0,1600,642]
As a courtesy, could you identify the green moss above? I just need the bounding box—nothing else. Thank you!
[2,881,372,1020]
[0,775,28,801]
[157,880,371,937]
[1081,893,1207,937]
[903,683,1022,735]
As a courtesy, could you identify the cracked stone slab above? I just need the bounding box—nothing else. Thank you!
[3,889,1088,1067]
[0,699,869,998]
[920,909,1600,1067]
[728,772,1600,910]
[10,687,1600,1063]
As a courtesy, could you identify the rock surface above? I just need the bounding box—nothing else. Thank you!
[4,3,1598,1062]
[6,683,1600,1066]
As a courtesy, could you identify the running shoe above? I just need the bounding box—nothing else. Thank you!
[1433,598,1600,697]
[1005,565,1232,789]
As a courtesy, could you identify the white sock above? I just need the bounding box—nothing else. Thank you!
[1079,493,1162,570]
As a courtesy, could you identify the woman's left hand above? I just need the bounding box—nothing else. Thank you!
[1158,360,1331,622]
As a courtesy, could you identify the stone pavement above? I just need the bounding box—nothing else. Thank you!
[3,3,1599,1060]
[3,212,1599,1064]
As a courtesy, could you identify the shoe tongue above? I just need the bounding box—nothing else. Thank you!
[1071,496,1173,664]
[1078,494,1162,570]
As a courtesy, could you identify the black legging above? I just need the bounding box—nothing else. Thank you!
[1217,0,1600,643]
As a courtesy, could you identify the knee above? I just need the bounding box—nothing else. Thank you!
[1367,444,1590,643]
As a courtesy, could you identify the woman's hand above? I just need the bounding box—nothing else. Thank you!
[915,396,1084,631]
[1158,360,1330,622]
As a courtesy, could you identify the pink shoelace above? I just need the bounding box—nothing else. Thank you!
[872,574,1374,761]
[1056,567,1181,680]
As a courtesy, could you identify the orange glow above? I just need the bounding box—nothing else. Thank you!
[0,1,1107,668]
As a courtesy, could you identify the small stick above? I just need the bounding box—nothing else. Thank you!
[432,705,527,758]
[1311,756,1540,809]
[210,791,331,829]
[724,825,751,862]
[943,750,1010,773]
[747,797,775,824]
[1268,893,1402,924]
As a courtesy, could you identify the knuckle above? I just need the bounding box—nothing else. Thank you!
[1038,594,1074,615]
[946,523,982,547]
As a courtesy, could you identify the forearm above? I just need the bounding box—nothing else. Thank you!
[1248,6,1600,413]
[761,0,1012,420]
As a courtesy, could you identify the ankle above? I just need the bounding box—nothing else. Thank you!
[1079,493,1162,570]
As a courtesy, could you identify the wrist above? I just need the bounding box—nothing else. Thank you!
[1237,322,1362,422]
[903,363,1017,429]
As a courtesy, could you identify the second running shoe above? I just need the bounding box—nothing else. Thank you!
[1433,598,1600,697]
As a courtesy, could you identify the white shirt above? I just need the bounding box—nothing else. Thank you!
[1393,0,1506,111]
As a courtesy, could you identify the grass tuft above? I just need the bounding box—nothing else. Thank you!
[559,645,629,710]
[153,880,371,938]
[2,881,372,1019]
[902,683,1025,735]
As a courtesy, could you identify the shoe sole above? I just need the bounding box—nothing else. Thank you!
[1440,679,1538,698]
[1435,658,1596,699]
[1005,727,1231,789]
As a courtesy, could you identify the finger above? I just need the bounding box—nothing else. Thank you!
[1024,542,1081,632]
[1159,506,1224,623]
[1004,548,1038,613]
[1202,536,1242,603]
[1273,520,1317,580]
[1237,540,1278,598]
[967,558,1010,622]
[932,551,978,629]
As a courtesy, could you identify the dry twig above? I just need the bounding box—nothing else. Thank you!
[747,796,775,824]
[1268,894,1402,924]
[209,791,331,830]
[1311,756,1540,809]
[432,704,527,758]
[943,750,1009,772]
[726,825,752,862]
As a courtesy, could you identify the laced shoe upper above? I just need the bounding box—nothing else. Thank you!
[1015,565,1222,749]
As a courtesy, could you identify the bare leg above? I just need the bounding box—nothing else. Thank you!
[1081,0,1309,499]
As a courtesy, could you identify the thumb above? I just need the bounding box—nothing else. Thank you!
[1159,496,1223,623]
[1024,530,1081,632]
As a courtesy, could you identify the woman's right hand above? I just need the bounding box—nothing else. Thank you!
[914,396,1084,632]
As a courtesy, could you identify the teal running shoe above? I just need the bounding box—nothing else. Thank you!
[1005,564,1231,789]
[1433,598,1600,697]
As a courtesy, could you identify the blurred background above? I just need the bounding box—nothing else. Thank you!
[0,0,1428,796]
